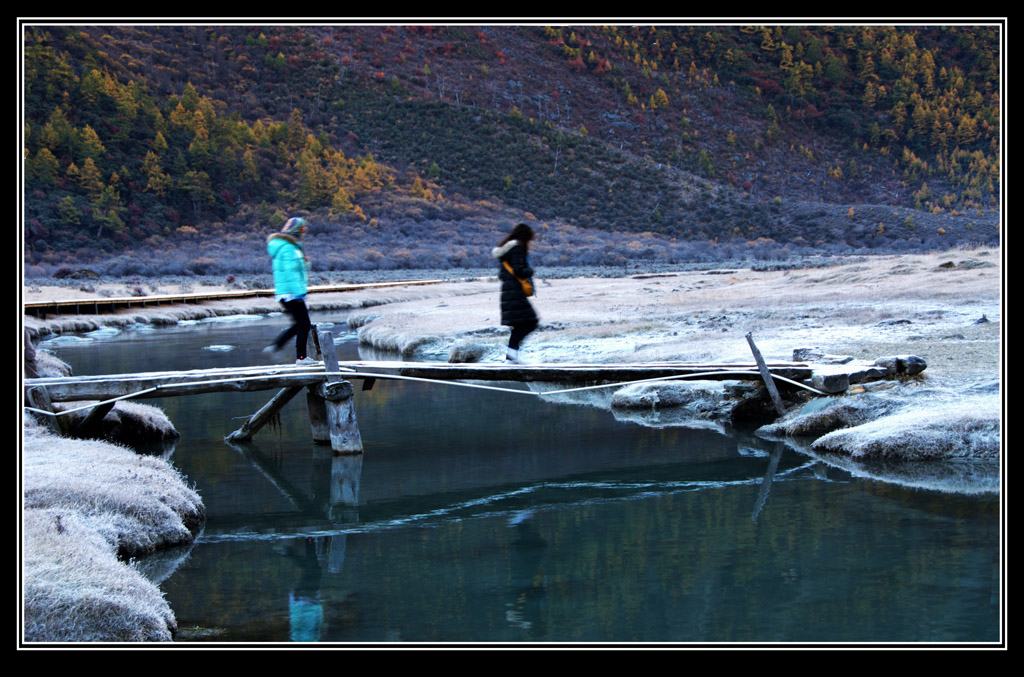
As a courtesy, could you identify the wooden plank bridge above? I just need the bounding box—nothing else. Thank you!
[24,327,816,455]
[23,361,814,402]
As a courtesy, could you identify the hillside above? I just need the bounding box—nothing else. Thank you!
[21,23,1002,278]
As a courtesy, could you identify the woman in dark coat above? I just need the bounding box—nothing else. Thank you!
[492,223,538,363]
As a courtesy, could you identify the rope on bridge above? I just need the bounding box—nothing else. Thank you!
[535,371,827,396]
[23,366,826,419]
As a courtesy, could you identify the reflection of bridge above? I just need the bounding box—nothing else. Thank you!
[202,436,807,546]
[24,327,816,455]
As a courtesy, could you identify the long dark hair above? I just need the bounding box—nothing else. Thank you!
[498,223,534,254]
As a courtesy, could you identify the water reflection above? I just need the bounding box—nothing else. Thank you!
[751,443,784,524]
[200,432,815,547]
[208,442,363,540]
[282,537,324,642]
[504,512,547,639]
[43,310,1001,644]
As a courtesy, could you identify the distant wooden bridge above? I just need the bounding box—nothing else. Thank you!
[23,279,446,319]
[24,327,816,454]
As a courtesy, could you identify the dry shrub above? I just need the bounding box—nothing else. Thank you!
[34,350,73,378]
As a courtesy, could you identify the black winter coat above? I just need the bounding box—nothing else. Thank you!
[493,240,538,327]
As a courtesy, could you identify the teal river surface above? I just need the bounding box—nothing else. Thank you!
[44,309,1003,646]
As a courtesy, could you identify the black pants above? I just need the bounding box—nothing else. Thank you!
[508,319,538,351]
[275,298,312,359]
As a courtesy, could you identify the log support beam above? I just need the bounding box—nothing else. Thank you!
[74,401,117,438]
[225,386,304,443]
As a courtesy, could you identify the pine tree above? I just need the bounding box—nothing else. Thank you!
[78,125,106,162]
[180,82,200,111]
[92,184,124,239]
[143,151,172,196]
[241,149,260,188]
[30,148,60,187]
[956,115,979,146]
[78,157,104,198]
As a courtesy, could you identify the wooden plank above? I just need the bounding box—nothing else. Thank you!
[26,362,325,385]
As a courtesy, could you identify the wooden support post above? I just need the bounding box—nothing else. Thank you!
[318,380,363,454]
[317,328,341,384]
[745,332,786,416]
[306,324,336,443]
[313,328,363,454]
[306,386,330,444]
[75,401,117,438]
[25,386,69,437]
[225,386,304,442]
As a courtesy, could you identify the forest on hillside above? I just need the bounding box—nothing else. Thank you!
[21,23,1002,278]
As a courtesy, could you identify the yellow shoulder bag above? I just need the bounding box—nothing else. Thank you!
[502,260,534,297]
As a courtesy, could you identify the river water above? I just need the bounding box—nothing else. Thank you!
[43,309,1002,646]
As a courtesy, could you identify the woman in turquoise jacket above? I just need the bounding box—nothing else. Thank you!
[265,217,317,364]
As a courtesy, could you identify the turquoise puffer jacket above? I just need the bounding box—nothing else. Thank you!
[267,233,308,298]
